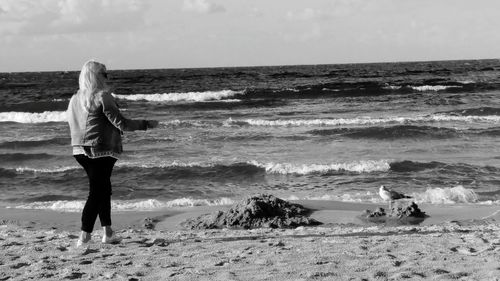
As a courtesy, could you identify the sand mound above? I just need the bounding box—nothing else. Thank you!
[182,194,322,229]
[389,200,427,218]
[360,200,428,225]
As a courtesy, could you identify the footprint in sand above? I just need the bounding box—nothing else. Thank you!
[10,261,30,269]
[3,241,23,247]
[386,254,397,259]
[56,245,67,252]
[461,234,490,245]
[62,271,85,280]
[433,269,450,275]
[450,246,477,255]
[8,255,20,261]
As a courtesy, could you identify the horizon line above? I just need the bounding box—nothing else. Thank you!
[2,57,499,74]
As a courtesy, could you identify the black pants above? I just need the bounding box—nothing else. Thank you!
[74,155,117,233]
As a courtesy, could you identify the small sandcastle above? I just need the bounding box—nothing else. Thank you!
[182,194,323,229]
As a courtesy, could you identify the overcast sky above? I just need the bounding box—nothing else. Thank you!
[1,0,500,72]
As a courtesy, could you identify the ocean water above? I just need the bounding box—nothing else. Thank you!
[2,59,500,212]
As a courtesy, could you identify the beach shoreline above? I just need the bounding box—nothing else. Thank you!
[1,200,500,280]
[2,199,500,232]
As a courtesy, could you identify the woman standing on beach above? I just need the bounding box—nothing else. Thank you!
[67,60,158,247]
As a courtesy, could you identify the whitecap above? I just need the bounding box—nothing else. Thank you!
[382,85,403,90]
[112,90,243,102]
[412,185,479,204]
[15,166,79,174]
[411,85,461,91]
[249,160,391,175]
[10,197,235,212]
[0,111,67,123]
[224,115,500,127]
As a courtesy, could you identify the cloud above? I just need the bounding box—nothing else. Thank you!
[286,0,375,21]
[182,0,225,14]
[286,8,332,21]
[0,0,150,35]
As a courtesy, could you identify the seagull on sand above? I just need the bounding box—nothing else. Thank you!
[379,185,411,208]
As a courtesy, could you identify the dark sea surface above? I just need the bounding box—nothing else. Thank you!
[1,59,500,211]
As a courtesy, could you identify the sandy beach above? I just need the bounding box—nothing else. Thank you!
[1,201,500,280]
[3,0,500,279]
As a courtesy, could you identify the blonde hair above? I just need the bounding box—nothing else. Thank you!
[77,60,108,111]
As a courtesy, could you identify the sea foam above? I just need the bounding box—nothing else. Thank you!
[3,111,498,125]
[285,192,377,203]
[112,90,243,102]
[15,166,79,174]
[10,159,392,176]
[411,85,462,91]
[412,186,479,204]
[225,115,500,127]
[158,119,208,127]
[249,160,391,175]
[0,111,67,123]
[382,84,462,91]
[12,161,214,174]
[382,85,403,90]
[6,187,488,213]
[284,186,482,205]
[10,197,235,212]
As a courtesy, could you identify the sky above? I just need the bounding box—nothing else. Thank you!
[1,0,500,72]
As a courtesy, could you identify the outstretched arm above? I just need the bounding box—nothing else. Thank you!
[100,91,151,131]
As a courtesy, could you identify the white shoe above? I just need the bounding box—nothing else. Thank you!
[102,233,122,244]
[76,238,91,248]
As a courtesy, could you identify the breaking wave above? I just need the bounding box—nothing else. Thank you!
[158,119,210,127]
[285,186,481,204]
[7,186,484,212]
[10,160,392,177]
[0,111,67,123]
[412,186,479,204]
[224,115,500,127]
[249,160,391,174]
[410,85,462,91]
[9,197,235,212]
[381,84,463,92]
[14,166,80,174]
[112,90,244,102]
[11,160,500,178]
[4,111,499,126]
